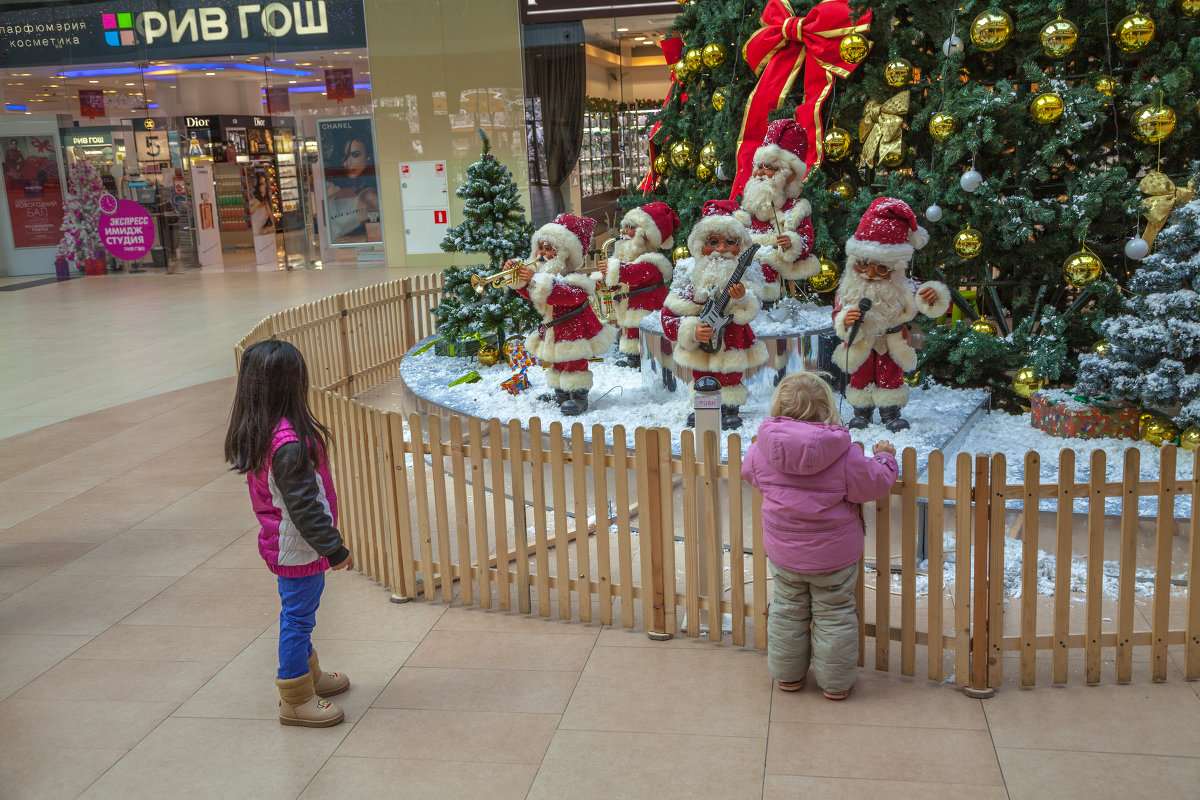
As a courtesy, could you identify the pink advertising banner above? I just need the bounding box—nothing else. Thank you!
[97,196,155,260]
[3,135,64,249]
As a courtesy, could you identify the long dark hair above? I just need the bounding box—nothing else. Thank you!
[224,340,332,476]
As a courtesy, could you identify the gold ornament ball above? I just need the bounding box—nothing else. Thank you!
[808,257,841,292]
[684,48,703,73]
[1131,103,1177,144]
[699,141,718,167]
[839,33,871,64]
[1012,366,1043,400]
[1040,18,1079,58]
[695,162,715,183]
[1094,75,1117,96]
[1141,416,1180,447]
[477,345,501,368]
[1030,92,1065,124]
[830,180,855,203]
[883,58,913,87]
[1180,425,1200,451]
[669,140,695,169]
[971,317,1001,337]
[672,244,690,264]
[971,9,1014,52]
[701,42,727,69]
[1089,340,1113,357]
[928,112,959,142]
[1181,0,1200,17]
[711,87,728,112]
[1114,12,1155,52]
[881,147,905,167]
[674,60,695,82]
[652,153,670,176]
[823,126,852,161]
[954,227,983,258]
[1062,249,1103,288]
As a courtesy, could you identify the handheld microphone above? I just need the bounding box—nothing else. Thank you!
[846,297,872,347]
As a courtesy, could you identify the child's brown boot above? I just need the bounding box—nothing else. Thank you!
[307,649,350,697]
[276,675,344,727]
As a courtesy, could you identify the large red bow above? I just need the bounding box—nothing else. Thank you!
[730,0,871,200]
[638,35,685,194]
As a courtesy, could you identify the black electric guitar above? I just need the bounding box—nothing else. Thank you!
[698,243,760,354]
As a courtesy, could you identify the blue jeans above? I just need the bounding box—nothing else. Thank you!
[277,572,325,680]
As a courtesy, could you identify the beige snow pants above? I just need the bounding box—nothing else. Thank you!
[767,560,859,693]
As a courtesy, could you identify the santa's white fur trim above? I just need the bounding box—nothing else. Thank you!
[527,273,556,306]
[915,280,951,319]
[557,370,594,390]
[909,226,929,250]
[845,236,915,270]
[755,143,807,192]
[618,335,640,355]
[733,208,754,227]
[728,291,760,325]
[664,292,703,317]
[687,215,750,259]
[675,316,703,350]
[674,340,767,373]
[720,383,749,405]
[782,198,811,228]
[622,207,663,251]
[759,280,781,302]
[833,340,872,374]
[544,368,561,389]
[886,331,917,372]
[777,253,820,281]
[833,307,854,341]
[845,386,875,407]
[532,223,584,270]
[605,256,621,288]
[615,306,651,331]
[870,385,910,406]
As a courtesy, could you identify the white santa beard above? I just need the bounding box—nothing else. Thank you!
[613,229,650,262]
[839,269,911,340]
[692,253,739,301]
[740,170,791,221]
[537,253,575,276]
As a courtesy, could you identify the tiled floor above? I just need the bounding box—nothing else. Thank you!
[1,270,1198,799]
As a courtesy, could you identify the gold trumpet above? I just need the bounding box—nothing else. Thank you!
[471,259,533,294]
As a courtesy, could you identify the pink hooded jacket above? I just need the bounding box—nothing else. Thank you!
[741,417,898,575]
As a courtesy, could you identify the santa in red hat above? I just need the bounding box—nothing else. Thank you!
[733,119,820,306]
[832,197,951,431]
[606,201,680,369]
[661,200,767,430]
[511,212,615,416]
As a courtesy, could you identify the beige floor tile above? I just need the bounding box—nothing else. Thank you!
[100,441,231,490]
[52,529,245,578]
[72,624,264,662]
[763,775,1009,799]
[769,669,987,730]
[164,566,278,596]
[984,676,1200,756]
[0,564,56,593]
[0,491,74,529]
[78,716,349,800]
[0,696,176,750]
[375,665,579,714]
[14,657,223,704]
[300,755,537,799]
[120,593,280,628]
[174,637,412,723]
[197,470,251,493]
[766,722,1004,785]
[0,541,95,568]
[595,625,762,649]
[407,629,595,672]
[998,748,1200,800]
[0,574,175,635]
[432,603,602,635]
[336,707,558,764]
[132,491,258,531]
[559,644,770,738]
[528,729,766,800]
[0,484,198,543]
[0,633,91,702]
[0,745,127,800]
[306,577,448,642]
[202,542,262,569]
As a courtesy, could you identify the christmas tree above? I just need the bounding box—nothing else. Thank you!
[627,0,1198,405]
[434,129,540,346]
[59,157,104,271]
[1075,189,1200,428]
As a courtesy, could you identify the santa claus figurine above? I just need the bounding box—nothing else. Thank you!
[606,202,680,369]
[661,200,767,430]
[833,197,951,432]
[733,119,820,307]
[511,213,615,416]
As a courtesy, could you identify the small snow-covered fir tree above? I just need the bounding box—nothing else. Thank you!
[434,129,539,345]
[1076,191,1200,427]
[59,158,104,270]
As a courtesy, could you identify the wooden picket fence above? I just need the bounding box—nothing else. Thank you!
[236,278,1199,691]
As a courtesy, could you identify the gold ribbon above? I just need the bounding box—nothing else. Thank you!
[858,90,909,169]
[1139,170,1196,249]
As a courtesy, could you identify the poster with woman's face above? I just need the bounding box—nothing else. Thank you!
[316,116,381,246]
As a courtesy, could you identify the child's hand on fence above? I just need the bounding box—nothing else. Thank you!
[331,552,354,571]
[873,440,896,458]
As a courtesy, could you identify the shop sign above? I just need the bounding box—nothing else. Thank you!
[63,132,113,148]
[3,135,64,249]
[78,89,105,119]
[0,0,367,67]
[97,194,155,261]
[185,116,212,130]
[324,68,354,102]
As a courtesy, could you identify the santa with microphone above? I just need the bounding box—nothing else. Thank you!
[832,197,950,432]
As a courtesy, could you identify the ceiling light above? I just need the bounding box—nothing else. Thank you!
[205,72,216,76]
[125,82,136,86]
[617,27,629,32]
[48,84,58,88]
[88,79,99,83]
[634,36,646,41]
[288,80,296,84]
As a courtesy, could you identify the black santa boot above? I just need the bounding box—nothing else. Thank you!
[615,352,641,370]
[846,406,874,430]
[539,388,569,405]
[879,405,910,432]
[721,405,743,430]
[561,389,589,416]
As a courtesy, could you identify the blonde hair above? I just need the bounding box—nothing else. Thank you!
[769,372,841,425]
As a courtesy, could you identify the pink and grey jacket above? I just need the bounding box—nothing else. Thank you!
[247,419,348,578]
[741,417,898,575]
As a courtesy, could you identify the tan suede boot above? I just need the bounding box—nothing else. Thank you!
[307,649,350,697]
[276,675,344,727]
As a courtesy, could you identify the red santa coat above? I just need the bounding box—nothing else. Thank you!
[516,271,614,365]
[606,251,672,354]
[660,283,768,378]
[734,198,820,301]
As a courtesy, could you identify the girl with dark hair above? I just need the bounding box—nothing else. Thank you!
[225,340,353,727]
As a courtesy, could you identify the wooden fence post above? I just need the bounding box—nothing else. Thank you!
[964,453,995,698]
[644,427,672,640]
[399,277,417,354]
[334,294,354,397]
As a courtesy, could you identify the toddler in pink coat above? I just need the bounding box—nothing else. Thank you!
[741,372,897,699]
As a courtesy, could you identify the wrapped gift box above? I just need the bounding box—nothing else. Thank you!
[1031,390,1139,440]
[503,338,539,369]
[501,369,532,395]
